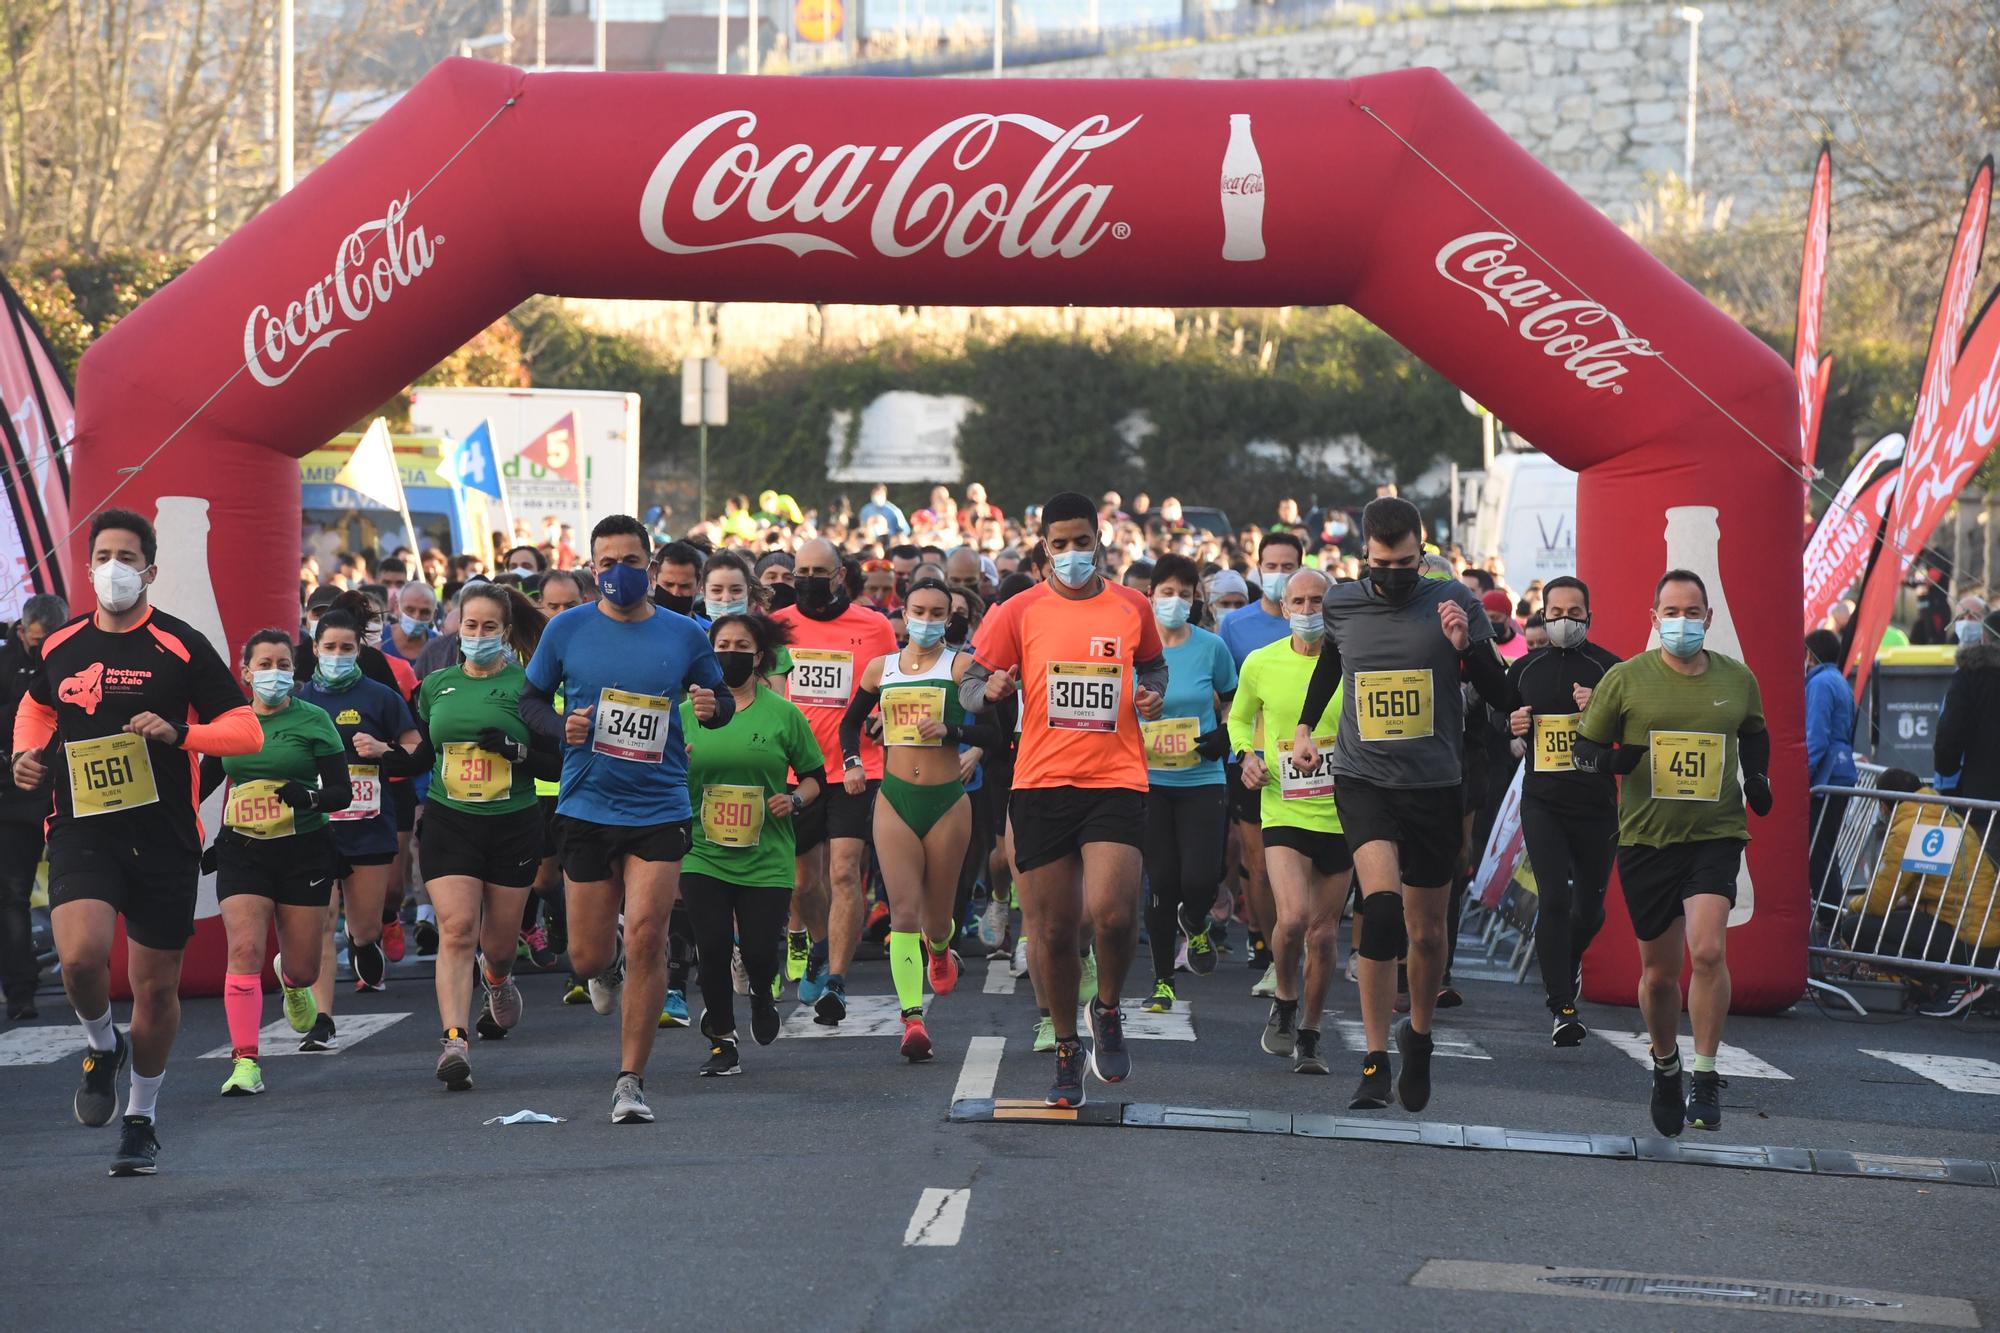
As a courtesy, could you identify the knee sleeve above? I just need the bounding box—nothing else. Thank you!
[1358,892,1407,962]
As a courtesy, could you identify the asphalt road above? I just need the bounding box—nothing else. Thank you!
[3,934,1997,1331]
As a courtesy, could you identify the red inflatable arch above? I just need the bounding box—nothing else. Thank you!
[72,61,1807,1010]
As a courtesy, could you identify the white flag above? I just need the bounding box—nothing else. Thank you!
[334,418,405,512]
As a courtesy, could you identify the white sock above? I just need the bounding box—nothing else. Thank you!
[79,1007,117,1052]
[127,1070,163,1122]
[416,904,437,925]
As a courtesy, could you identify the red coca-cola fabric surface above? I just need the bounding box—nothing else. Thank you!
[74,61,1805,1009]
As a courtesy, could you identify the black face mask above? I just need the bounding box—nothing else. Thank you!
[945,612,970,647]
[767,583,798,611]
[716,650,758,688]
[894,575,911,600]
[1368,565,1422,605]
[797,575,835,609]
[652,587,695,616]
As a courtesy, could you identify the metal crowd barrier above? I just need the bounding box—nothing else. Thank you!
[1807,779,2000,1016]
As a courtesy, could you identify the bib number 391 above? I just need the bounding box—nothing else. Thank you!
[592,688,673,763]
[1354,670,1433,742]
[1046,661,1121,732]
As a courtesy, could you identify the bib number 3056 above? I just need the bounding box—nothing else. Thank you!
[1047,661,1121,732]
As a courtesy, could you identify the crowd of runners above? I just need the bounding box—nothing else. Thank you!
[3,486,1773,1176]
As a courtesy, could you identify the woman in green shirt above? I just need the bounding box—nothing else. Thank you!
[204,630,352,1097]
[679,613,825,1077]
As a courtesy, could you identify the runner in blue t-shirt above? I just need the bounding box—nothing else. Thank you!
[520,515,733,1126]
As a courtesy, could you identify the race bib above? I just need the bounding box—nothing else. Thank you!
[791,650,854,709]
[700,783,766,848]
[225,779,296,840]
[592,688,673,763]
[1533,713,1581,773]
[440,742,513,803]
[1143,717,1201,771]
[66,732,158,818]
[881,686,946,747]
[330,764,382,822]
[1354,670,1433,742]
[1046,661,1121,732]
[1649,730,1725,802]
[1274,736,1338,800]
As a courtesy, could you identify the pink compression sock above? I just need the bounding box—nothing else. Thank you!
[224,972,263,1058]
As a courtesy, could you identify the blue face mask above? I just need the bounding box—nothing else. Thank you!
[251,668,293,704]
[461,633,508,666]
[1956,619,1986,647]
[1659,616,1707,659]
[398,613,431,639]
[599,561,649,608]
[1290,612,1325,643]
[1153,596,1191,630]
[1261,572,1290,605]
[315,653,359,687]
[906,619,947,648]
[1051,550,1097,590]
[706,597,749,620]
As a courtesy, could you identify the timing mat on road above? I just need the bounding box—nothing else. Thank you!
[947,1098,2000,1189]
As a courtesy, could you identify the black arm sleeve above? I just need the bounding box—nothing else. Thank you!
[377,712,433,779]
[1463,644,1511,712]
[839,686,882,764]
[943,718,1004,749]
[518,679,564,743]
[699,684,737,730]
[526,727,563,783]
[312,752,353,814]
[1739,727,1771,781]
[199,754,225,802]
[1298,634,1345,732]
[794,765,827,798]
[1574,735,1649,776]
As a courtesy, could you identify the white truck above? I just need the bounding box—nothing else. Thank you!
[1455,448,1580,588]
[408,387,641,540]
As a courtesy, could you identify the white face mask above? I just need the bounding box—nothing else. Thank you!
[92,559,147,614]
[1545,617,1588,651]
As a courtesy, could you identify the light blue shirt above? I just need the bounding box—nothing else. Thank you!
[1218,602,1289,669]
[859,499,909,537]
[1150,627,1238,788]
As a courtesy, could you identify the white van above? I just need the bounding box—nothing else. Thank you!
[1463,450,1579,589]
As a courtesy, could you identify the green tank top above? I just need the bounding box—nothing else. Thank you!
[877,645,965,748]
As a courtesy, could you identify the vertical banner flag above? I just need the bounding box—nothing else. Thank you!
[516,411,581,484]
[1795,145,1833,472]
[334,417,421,557]
[1849,158,1993,699]
[1802,431,1905,630]
[0,273,77,611]
[443,419,504,498]
[1473,761,1528,910]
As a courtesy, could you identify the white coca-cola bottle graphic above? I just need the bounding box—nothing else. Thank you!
[150,496,233,922]
[1220,114,1266,262]
[1646,505,1756,927]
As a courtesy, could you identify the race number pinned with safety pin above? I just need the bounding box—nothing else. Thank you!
[440,743,512,803]
[1354,670,1433,742]
[1143,717,1200,770]
[592,688,673,763]
[66,731,159,817]
[1649,730,1725,802]
[790,650,854,710]
[1274,736,1338,800]
[1046,661,1121,732]
[331,764,382,822]
[1533,713,1581,773]
[881,686,946,747]
[701,784,766,848]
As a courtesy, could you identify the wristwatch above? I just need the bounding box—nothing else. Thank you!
[789,792,806,814]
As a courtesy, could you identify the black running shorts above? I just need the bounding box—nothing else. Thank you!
[422,800,541,889]
[215,828,337,908]
[795,778,877,854]
[1009,787,1146,874]
[1617,838,1744,942]
[554,813,692,883]
[1332,776,1462,890]
[46,827,199,952]
[1260,825,1354,877]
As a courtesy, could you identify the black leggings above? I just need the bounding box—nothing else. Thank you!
[680,873,791,1036]
[1520,797,1617,1008]
[0,821,41,1005]
[1142,784,1230,982]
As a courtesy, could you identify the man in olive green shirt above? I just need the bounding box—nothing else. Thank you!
[1577,569,1771,1140]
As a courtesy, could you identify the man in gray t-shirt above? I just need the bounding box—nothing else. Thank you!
[1292,497,1510,1117]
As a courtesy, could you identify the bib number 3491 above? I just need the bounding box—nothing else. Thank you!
[593,688,673,763]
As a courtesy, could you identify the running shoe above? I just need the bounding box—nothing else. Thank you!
[926,942,960,997]
[220,1056,265,1096]
[1047,1038,1086,1108]
[521,925,558,970]
[1435,986,1464,1010]
[1394,1018,1433,1113]
[351,936,387,992]
[611,1073,653,1123]
[7,999,38,1021]
[1261,1000,1297,1058]
[562,979,590,1006]
[699,1038,740,1077]
[382,919,407,963]
[979,893,1009,949]
[900,1011,934,1063]
[749,993,782,1047]
[273,952,317,1034]
[1010,935,1031,978]
[1920,980,1990,1018]
[436,1036,472,1091]
[1686,1071,1723,1132]
[1033,1014,1057,1053]
[798,941,830,1004]
[1344,953,1361,984]
[730,946,751,997]
[660,989,690,1029]
[1293,1028,1329,1075]
[1249,938,1272,969]
[1649,1060,1685,1137]
[1144,979,1176,1014]
[299,1014,338,1053]
[412,918,440,957]
[1078,950,1098,1004]
[479,966,524,1039]
[1084,997,1129,1083]
[1349,1051,1392,1110]
[864,900,892,943]
[515,936,530,963]
[1250,962,1278,998]
[108,1115,159,1177]
[813,976,847,1027]
[588,948,625,1016]
[74,1028,128,1127]
[1178,904,1218,977]
[1551,1005,1586,1047]
[785,930,810,983]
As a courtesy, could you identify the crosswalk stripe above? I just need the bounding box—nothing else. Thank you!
[904,1188,971,1246]
[983,958,1016,995]
[1598,1031,1793,1080]
[198,1012,410,1058]
[1332,1020,1491,1060]
[1862,1050,2000,1095]
[0,1026,99,1067]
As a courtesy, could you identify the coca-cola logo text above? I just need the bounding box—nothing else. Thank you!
[244,194,442,389]
[1434,231,1659,394]
[1222,173,1263,196]
[639,110,1139,262]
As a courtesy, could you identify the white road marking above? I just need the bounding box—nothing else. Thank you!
[780,995,925,1038]
[1862,1050,2000,1095]
[1113,1000,1195,1041]
[1333,1020,1490,1060]
[984,957,1016,995]
[1598,1031,1793,1080]
[198,1012,410,1058]
[0,1025,101,1067]
[903,1187,970,1247]
[952,1035,1005,1104]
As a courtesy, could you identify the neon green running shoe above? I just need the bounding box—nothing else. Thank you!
[219,1056,265,1097]
[1078,950,1098,1006]
[1033,1015,1057,1053]
[785,930,810,983]
[771,967,784,1002]
[1144,979,1176,1014]
[273,953,318,1034]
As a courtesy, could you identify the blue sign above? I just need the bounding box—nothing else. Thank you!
[444,420,503,498]
[1900,822,1962,877]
